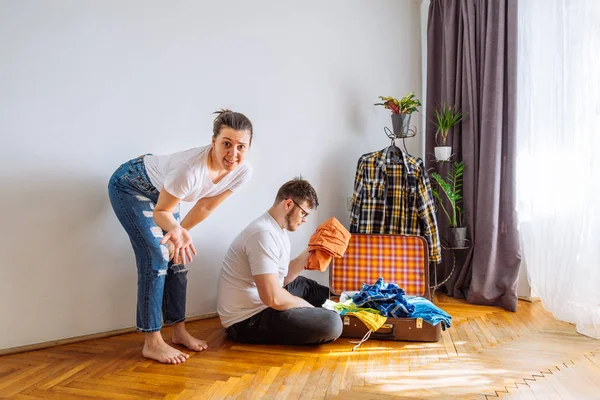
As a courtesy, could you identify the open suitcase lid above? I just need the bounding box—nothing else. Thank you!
[330,234,430,300]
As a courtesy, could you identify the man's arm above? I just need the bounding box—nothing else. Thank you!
[255,273,313,310]
[284,248,310,286]
[248,231,313,310]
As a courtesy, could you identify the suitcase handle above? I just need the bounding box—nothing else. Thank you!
[371,323,396,339]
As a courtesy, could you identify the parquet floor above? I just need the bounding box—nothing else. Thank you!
[1,295,599,399]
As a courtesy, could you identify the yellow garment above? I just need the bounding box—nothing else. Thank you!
[346,311,388,332]
[333,299,381,315]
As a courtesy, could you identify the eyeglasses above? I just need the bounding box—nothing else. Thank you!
[291,199,309,219]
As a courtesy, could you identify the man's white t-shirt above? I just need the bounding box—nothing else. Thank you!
[217,212,291,328]
[143,145,252,202]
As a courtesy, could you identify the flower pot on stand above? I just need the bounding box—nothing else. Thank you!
[434,146,452,161]
[447,227,468,248]
[391,113,411,136]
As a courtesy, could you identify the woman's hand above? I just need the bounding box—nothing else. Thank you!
[160,226,197,265]
[166,240,175,261]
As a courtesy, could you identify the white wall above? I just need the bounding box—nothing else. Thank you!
[0,0,423,350]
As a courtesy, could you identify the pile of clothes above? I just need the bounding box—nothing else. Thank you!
[352,277,452,330]
[324,277,452,332]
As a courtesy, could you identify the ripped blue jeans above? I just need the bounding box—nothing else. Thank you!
[108,156,187,332]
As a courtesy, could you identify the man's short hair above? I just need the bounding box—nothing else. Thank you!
[274,176,319,209]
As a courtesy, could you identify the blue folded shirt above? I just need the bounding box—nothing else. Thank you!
[352,277,415,317]
[406,296,452,330]
[351,278,452,330]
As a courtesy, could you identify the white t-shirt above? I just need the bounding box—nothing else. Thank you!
[217,212,291,328]
[143,145,252,202]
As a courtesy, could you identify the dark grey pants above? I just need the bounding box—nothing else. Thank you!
[226,276,343,345]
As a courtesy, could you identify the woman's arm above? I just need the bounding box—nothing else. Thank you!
[154,189,183,232]
[180,190,233,230]
[154,189,196,265]
[155,189,233,264]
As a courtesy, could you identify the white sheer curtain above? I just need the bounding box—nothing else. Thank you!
[517,0,600,339]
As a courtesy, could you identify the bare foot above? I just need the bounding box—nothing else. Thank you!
[143,334,189,364]
[172,327,208,352]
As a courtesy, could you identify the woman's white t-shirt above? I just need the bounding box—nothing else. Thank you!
[143,145,252,202]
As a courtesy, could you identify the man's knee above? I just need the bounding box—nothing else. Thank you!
[308,309,343,344]
[286,275,311,291]
[289,275,325,289]
[323,311,344,342]
[293,275,310,284]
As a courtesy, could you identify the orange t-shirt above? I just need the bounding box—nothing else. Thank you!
[306,217,351,271]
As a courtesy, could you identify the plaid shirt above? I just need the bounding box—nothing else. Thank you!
[351,278,452,329]
[351,278,415,317]
[349,148,441,263]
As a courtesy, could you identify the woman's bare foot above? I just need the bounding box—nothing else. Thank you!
[143,332,189,364]
[172,322,209,352]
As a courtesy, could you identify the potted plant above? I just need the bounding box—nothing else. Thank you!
[430,161,468,248]
[375,92,422,136]
[432,103,467,161]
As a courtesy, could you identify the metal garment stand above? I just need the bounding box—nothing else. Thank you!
[429,241,471,299]
[384,126,416,154]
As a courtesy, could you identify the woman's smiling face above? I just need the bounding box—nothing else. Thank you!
[212,126,251,171]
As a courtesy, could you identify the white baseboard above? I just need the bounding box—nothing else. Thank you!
[0,312,218,356]
[518,296,540,303]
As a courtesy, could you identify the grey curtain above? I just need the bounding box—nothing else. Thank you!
[426,0,521,311]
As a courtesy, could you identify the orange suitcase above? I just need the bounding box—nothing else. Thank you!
[330,234,442,342]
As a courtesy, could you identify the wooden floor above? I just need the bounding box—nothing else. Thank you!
[1,295,599,399]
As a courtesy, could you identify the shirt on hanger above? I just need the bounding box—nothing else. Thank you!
[349,148,441,263]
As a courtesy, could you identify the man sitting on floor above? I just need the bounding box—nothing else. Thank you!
[217,177,343,345]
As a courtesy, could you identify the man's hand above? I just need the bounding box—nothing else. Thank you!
[300,247,310,267]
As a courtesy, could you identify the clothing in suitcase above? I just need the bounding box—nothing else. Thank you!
[330,233,442,342]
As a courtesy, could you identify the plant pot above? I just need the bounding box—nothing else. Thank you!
[391,113,411,136]
[434,146,452,161]
[447,227,468,248]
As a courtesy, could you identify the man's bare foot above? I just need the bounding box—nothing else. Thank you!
[143,332,189,364]
[172,322,209,352]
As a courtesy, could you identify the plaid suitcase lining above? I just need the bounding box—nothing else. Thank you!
[330,234,427,297]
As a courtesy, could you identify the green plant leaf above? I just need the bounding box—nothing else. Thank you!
[430,174,452,224]
[430,161,465,227]
[375,92,422,114]
[432,103,468,146]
